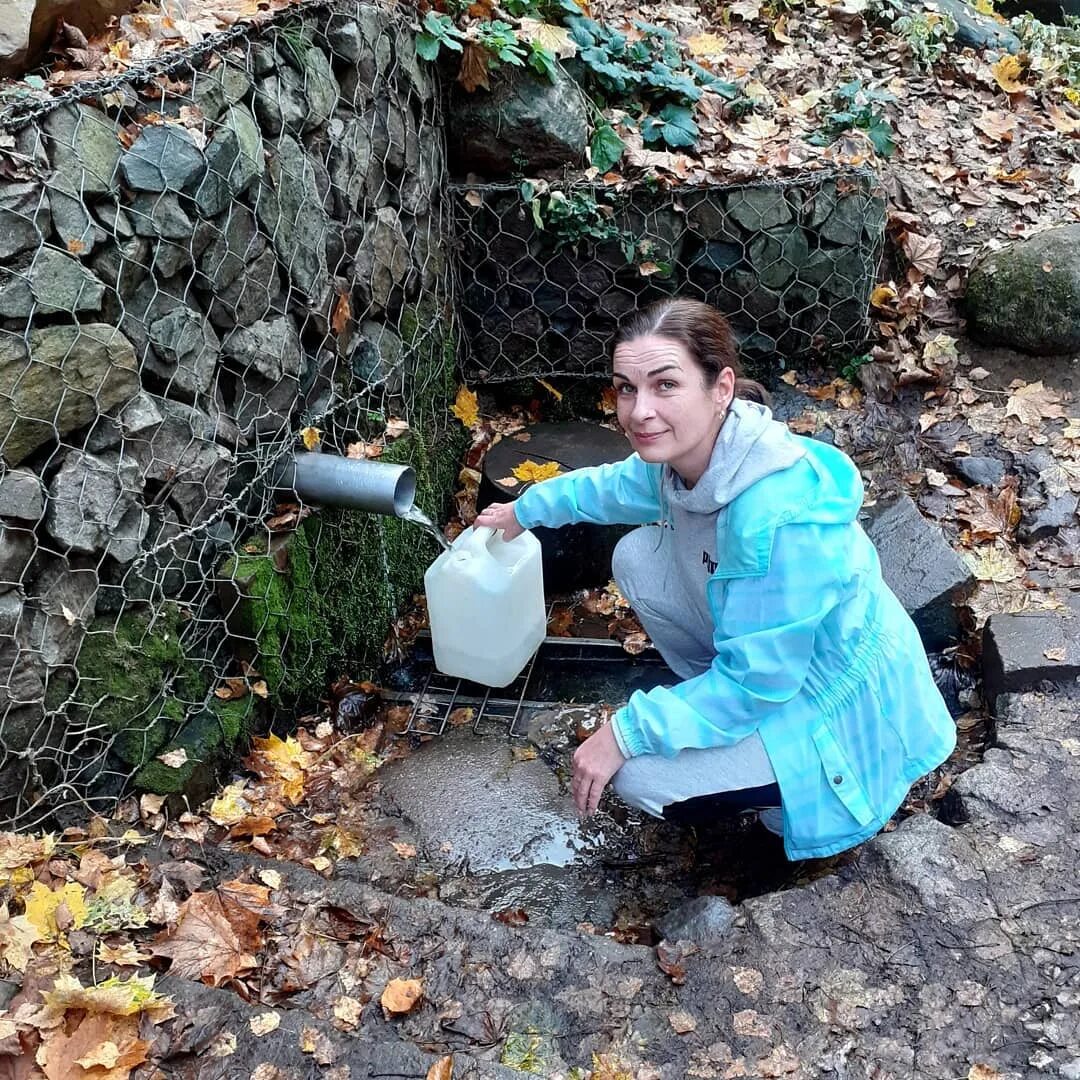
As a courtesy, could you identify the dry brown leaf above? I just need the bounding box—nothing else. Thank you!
[457,42,490,93]
[1005,381,1065,426]
[38,1012,150,1080]
[300,426,321,451]
[1044,647,1067,662]
[686,31,726,56]
[0,901,40,971]
[156,748,188,768]
[427,1057,454,1080]
[250,1012,280,1036]
[668,1009,697,1033]
[331,292,351,336]
[298,1026,335,1065]
[385,417,410,439]
[901,232,942,275]
[390,841,416,859]
[381,977,423,1015]
[151,891,260,986]
[517,18,577,57]
[97,941,151,967]
[346,440,384,460]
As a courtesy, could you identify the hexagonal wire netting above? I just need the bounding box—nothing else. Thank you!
[451,172,884,383]
[0,0,460,829]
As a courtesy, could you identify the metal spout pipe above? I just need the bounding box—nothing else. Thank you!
[278,452,416,517]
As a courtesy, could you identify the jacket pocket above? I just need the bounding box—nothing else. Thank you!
[811,724,876,828]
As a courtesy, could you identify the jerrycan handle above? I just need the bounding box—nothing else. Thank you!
[460,525,497,556]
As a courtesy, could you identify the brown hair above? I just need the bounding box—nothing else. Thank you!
[613,298,770,406]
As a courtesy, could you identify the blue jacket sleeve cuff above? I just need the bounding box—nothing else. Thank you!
[612,707,647,759]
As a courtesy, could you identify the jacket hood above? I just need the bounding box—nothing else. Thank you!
[663,398,807,514]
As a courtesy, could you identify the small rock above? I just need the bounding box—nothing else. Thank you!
[655,895,737,945]
[0,525,33,585]
[861,494,974,649]
[0,592,22,638]
[147,309,221,397]
[748,226,809,290]
[0,181,51,260]
[0,0,131,76]
[349,320,404,392]
[253,58,309,137]
[93,201,134,239]
[42,103,123,195]
[354,207,411,315]
[302,47,339,131]
[819,193,869,246]
[91,235,150,298]
[982,593,1080,703]
[203,246,283,331]
[0,247,104,317]
[48,183,102,255]
[0,470,44,521]
[954,455,1006,488]
[121,123,206,193]
[926,0,1020,51]
[107,504,150,564]
[221,316,302,382]
[46,450,144,554]
[325,14,363,61]
[1019,493,1078,543]
[195,204,266,292]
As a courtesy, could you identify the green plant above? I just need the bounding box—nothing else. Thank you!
[415,11,467,61]
[520,181,638,260]
[1011,13,1080,99]
[892,9,958,70]
[806,79,897,158]
[841,352,872,382]
[475,20,527,67]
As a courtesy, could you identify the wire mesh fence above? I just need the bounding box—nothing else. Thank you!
[452,171,885,383]
[0,0,461,830]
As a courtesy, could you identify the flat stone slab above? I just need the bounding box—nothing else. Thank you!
[982,591,1080,704]
[377,727,584,874]
[861,493,974,649]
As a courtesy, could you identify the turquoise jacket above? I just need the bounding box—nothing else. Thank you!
[514,439,956,860]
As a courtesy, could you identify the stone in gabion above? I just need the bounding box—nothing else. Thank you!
[130,192,194,240]
[121,124,206,193]
[327,115,375,219]
[725,187,793,231]
[349,320,404,392]
[253,57,309,137]
[0,182,51,261]
[326,14,363,61]
[91,236,151,298]
[106,505,151,564]
[0,324,139,466]
[203,245,284,331]
[255,135,330,305]
[42,103,123,195]
[49,183,102,255]
[194,105,264,218]
[302,47,339,131]
[0,525,33,587]
[195,204,265,292]
[0,247,105,317]
[221,316,303,382]
[24,558,98,667]
[0,470,45,522]
[0,591,22,639]
[46,450,144,555]
[231,367,302,438]
[819,194,868,246]
[354,206,411,315]
[748,226,810,290]
[191,54,252,120]
[448,64,588,177]
[147,308,221,397]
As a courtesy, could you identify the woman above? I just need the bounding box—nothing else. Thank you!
[475,299,956,861]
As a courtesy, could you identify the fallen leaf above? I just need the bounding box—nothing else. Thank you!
[496,476,520,488]
[901,232,942,275]
[598,386,618,415]
[38,1012,150,1080]
[97,941,152,966]
[208,1031,237,1057]
[452,387,479,429]
[208,781,250,827]
[333,995,363,1027]
[331,292,351,336]
[493,907,528,926]
[427,1057,454,1080]
[215,677,249,701]
[257,869,282,890]
[457,42,490,93]
[733,1008,771,1037]
[298,1026,335,1065]
[991,55,1025,93]
[447,706,475,727]
[1044,647,1067,662]
[517,17,577,57]
[40,972,175,1020]
[300,426,321,451]
[686,31,726,55]
[156,748,188,768]
[390,841,416,859]
[23,880,87,943]
[965,546,1022,584]
[151,891,260,986]
[968,1067,1002,1080]
[250,1012,281,1036]
[385,417,410,439]
[668,1009,697,1033]
[346,439,384,460]
[1005,381,1065,426]
[381,977,423,1015]
[511,460,562,483]
[0,901,40,971]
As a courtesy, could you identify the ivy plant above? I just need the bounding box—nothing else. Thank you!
[415,11,467,61]
[806,79,897,158]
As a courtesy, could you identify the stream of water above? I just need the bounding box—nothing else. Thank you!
[400,505,453,552]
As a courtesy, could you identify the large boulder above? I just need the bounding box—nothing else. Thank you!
[965,225,1080,355]
[447,65,588,178]
[0,324,139,465]
[0,0,133,77]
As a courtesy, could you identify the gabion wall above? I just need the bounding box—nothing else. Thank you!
[0,2,460,827]
[453,172,885,382]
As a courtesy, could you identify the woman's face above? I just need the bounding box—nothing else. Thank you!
[612,334,734,483]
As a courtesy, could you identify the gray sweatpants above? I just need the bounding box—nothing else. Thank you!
[609,526,782,833]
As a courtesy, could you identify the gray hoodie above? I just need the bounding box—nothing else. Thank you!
[657,397,807,653]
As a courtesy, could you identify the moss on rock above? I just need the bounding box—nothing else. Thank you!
[73,606,207,769]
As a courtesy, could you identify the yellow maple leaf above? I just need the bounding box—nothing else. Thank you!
[517,17,578,58]
[965,546,1022,584]
[97,941,152,967]
[41,973,175,1021]
[991,55,1025,93]
[511,460,562,483]
[208,780,250,827]
[23,880,87,944]
[452,387,479,429]
[685,31,726,56]
[300,426,321,451]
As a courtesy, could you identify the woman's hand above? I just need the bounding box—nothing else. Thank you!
[571,722,626,817]
[473,501,524,541]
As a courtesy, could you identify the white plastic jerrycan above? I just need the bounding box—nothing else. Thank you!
[424,525,546,687]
